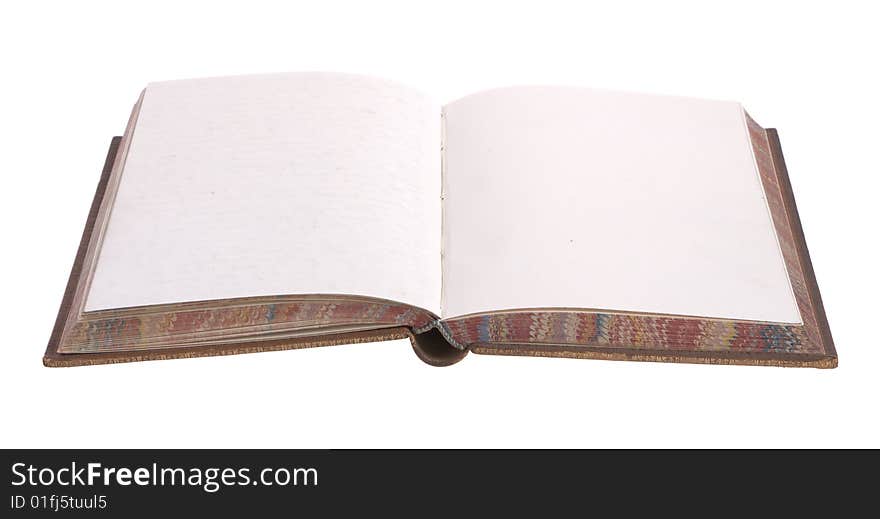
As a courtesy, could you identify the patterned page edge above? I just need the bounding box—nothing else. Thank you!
[443,124,836,368]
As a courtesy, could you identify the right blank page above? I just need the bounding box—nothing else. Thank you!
[442,86,801,323]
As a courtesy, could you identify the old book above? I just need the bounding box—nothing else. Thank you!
[44,72,836,368]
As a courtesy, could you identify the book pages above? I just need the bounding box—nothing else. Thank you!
[85,73,442,313]
[442,86,801,323]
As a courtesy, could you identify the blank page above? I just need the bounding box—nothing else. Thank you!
[86,73,441,313]
[442,86,801,323]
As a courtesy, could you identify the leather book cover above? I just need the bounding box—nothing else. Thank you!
[45,130,835,368]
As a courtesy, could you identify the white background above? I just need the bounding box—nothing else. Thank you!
[1,0,877,448]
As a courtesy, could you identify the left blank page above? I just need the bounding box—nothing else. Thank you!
[85,73,441,313]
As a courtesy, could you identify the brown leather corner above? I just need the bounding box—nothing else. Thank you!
[765,129,836,362]
[44,137,122,367]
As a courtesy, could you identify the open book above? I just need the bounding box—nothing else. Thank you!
[45,72,836,368]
